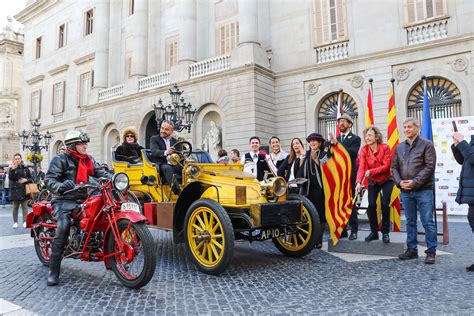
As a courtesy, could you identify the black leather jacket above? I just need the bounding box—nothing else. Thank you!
[45,152,111,202]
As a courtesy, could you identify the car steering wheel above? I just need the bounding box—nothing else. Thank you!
[173,141,192,161]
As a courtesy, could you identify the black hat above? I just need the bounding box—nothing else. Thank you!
[306,132,325,143]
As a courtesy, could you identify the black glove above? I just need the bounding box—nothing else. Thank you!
[59,180,76,194]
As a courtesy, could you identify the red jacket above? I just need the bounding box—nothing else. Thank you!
[356,143,392,184]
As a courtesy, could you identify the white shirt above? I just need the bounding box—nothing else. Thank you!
[241,151,259,164]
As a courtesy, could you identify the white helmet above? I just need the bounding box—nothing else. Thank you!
[64,130,90,148]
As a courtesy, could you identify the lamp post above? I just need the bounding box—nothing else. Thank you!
[18,120,53,170]
[153,84,196,133]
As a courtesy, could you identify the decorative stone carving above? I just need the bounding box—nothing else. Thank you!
[0,104,14,129]
[396,68,410,81]
[202,121,221,160]
[350,75,364,88]
[307,82,320,97]
[450,57,468,72]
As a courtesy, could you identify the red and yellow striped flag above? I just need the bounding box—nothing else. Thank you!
[387,79,401,232]
[366,79,374,127]
[322,143,354,245]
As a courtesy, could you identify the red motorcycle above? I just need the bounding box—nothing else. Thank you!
[26,173,156,289]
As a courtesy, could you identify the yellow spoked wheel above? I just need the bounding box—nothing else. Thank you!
[185,199,234,275]
[273,194,320,257]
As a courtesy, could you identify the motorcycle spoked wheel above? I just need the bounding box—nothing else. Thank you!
[33,214,55,266]
[107,220,156,289]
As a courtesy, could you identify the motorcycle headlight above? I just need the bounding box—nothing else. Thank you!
[272,177,287,197]
[112,173,129,191]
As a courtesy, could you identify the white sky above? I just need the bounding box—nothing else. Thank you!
[0,0,28,30]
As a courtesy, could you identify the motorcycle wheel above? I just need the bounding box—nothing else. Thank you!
[107,220,156,289]
[33,214,55,266]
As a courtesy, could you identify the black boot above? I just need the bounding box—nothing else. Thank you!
[47,212,71,286]
[47,264,60,286]
[316,224,325,249]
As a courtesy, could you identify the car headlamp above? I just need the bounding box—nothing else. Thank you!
[272,177,287,197]
[112,172,129,191]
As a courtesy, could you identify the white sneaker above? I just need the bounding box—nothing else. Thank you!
[23,222,26,228]
[12,222,18,228]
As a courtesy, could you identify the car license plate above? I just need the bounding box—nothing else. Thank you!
[257,228,282,240]
[121,202,140,214]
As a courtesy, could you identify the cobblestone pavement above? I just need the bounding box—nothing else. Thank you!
[1,205,474,315]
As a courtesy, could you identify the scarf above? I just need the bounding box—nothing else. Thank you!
[67,148,95,184]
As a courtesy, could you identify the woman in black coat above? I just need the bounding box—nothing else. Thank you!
[452,132,474,272]
[115,127,144,164]
[9,153,33,228]
[277,138,305,193]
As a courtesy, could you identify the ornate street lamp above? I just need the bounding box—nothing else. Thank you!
[18,120,53,169]
[153,84,196,133]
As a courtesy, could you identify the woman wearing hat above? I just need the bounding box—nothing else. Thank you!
[355,125,393,243]
[115,127,145,164]
[277,138,306,193]
[297,132,328,248]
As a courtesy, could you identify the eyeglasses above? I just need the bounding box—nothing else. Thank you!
[125,135,135,138]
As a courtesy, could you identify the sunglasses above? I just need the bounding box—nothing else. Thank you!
[125,135,135,138]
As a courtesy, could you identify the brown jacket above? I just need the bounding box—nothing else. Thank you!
[391,136,436,191]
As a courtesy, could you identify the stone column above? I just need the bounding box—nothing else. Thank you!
[94,0,110,88]
[131,0,148,77]
[231,0,267,68]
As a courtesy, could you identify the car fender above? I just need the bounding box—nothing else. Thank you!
[173,181,213,243]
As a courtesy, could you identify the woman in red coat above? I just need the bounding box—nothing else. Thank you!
[355,125,393,243]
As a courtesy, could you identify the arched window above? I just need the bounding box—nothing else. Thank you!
[317,91,358,138]
[407,77,461,119]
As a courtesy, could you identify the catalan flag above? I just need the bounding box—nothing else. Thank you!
[366,79,375,127]
[322,143,354,245]
[387,79,401,232]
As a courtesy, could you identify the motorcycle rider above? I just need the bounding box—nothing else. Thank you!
[44,130,111,286]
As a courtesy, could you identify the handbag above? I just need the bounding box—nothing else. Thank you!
[25,183,39,195]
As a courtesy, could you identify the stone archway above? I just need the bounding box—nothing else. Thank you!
[102,124,121,166]
[315,91,358,138]
[195,105,223,161]
[143,111,158,148]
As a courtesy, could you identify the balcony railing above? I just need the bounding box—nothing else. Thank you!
[138,71,170,92]
[315,41,349,64]
[189,55,231,79]
[98,84,124,102]
[406,18,448,45]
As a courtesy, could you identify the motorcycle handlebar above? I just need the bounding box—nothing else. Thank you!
[63,183,97,194]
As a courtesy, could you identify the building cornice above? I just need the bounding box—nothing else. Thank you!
[26,75,45,85]
[73,53,95,66]
[48,64,69,76]
[14,0,60,24]
[42,117,87,132]
[276,34,474,79]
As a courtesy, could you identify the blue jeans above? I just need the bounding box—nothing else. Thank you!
[401,189,437,253]
[0,190,5,207]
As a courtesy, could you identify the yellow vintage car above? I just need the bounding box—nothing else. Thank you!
[112,141,320,275]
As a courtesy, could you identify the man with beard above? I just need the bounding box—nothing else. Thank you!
[337,114,361,240]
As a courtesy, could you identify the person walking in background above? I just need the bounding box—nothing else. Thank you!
[297,133,328,248]
[4,166,11,205]
[277,138,306,193]
[392,118,437,264]
[229,149,241,164]
[269,136,288,169]
[9,153,33,228]
[355,126,393,243]
[337,114,362,240]
[0,167,6,208]
[451,130,474,271]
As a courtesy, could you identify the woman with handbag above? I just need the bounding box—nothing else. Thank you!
[9,153,33,228]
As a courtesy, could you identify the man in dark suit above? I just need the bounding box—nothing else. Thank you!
[241,136,270,181]
[150,120,181,195]
[337,114,361,240]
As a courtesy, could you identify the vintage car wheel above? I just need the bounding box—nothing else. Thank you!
[185,199,234,275]
[272,193,320,257]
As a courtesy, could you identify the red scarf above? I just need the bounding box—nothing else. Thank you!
[67,148,95,184]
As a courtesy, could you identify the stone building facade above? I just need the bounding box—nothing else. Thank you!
[0,16,24,164]
[15,0,474,167]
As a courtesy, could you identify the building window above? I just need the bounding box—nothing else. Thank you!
[35,37,42,59]
[85,9,94,36]
[405,0,447,25]
[58,24,66,48]
[407,77,461,119]
[165,37,179,71]
[129,0,135,15]
[216,21,239,55]
[317,91,358,138]
[30,90,41,120]
[52,81,65,114]
[79,72,92,107]
[312,0,347,46]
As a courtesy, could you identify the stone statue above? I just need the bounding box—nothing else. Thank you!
[0,105,14,129]
[202,121,221,160]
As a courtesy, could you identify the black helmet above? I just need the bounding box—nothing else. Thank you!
[64,130,90,149]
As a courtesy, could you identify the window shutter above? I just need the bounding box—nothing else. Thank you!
[313,0,322,46]
[321,0,329,44]
[434,0,445,16]
[415,0,425,21]
[336,0,345,40]
[426,0,434,18]
[61,81,65,113]
[405,0,416,24]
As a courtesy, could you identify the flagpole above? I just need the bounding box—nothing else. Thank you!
[335,89,343,137]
